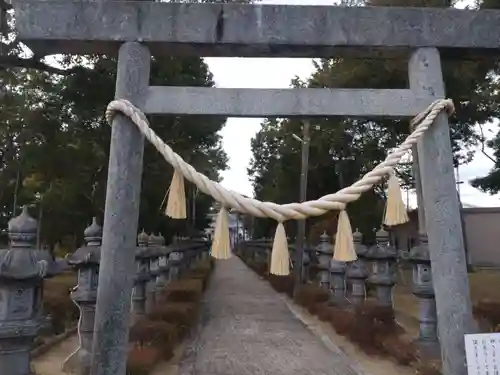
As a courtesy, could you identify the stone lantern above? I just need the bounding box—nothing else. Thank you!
[131,231,150,318]
[345,230,368,306]
[63,217,102,375]
[366,227,397,308]
[316,232,332,290]
[328,233,347,306]
[155,234,170,291]
[145,234,161,314]
[0,206,64,375]
[408,234,440,358]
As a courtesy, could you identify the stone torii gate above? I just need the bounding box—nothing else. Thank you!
[12,2,500,375]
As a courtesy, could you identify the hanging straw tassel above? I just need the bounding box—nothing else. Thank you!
[165,170,187,219]
[383,172,409,226]
[269,222,290,276]
[211,207,232,260]
[333,210,357,262]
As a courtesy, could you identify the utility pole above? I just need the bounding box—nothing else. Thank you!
[456,164,472,271]
[293,121,310,296]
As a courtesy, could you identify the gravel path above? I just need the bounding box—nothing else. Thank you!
[176,256,367,375]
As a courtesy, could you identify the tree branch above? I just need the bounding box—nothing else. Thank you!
[478,123,496,163]
[0,54,74,75]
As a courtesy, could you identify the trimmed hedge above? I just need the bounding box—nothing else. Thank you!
[126,258,214,375]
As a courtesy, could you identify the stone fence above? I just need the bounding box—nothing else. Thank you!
[0,206,210,375]
[237,228,437,357]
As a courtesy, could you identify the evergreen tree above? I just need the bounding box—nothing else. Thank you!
[248,0,500,241]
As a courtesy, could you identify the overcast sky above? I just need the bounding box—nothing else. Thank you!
[206,0,500,208]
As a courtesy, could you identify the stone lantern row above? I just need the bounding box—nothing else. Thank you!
[314,228,439,358]
[0,207,209,375]
[63,220,205,375]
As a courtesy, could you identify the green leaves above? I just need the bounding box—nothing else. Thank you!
[0,51,228,250]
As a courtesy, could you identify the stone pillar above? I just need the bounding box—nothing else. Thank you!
[345,230,368,306]
[156,234,170,291]
[366,228,397,308]
[63,218,102,375]
[131,231,149,318]
[146,234,160,314]
[90,42,151,375]
[0,206,62,375]
[409,48,475,375]
[316,232,332,290]
[409,234,440,359]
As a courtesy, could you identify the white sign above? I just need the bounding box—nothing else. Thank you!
[465,333,500,375]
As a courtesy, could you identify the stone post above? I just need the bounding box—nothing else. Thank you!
[146,234,160,314]
[63,218,102,375]
[0,206,63,375]
[345,230,368,306]
[90,42,151,375]
[316,232,332,290]
[408,234,440,359]
[156,234,170,291]
[366,228,397,308]
[131,231,149,318]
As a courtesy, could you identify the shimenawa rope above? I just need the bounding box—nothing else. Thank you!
[105,98,454,222]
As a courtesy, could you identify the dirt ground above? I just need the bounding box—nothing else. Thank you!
[32,335,79,375]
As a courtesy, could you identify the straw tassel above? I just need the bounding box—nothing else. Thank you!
[383,172,409,226]
[211,207,232,260]
[269,222,290,276]
[333,210,357,262]
[165,170,187,219]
